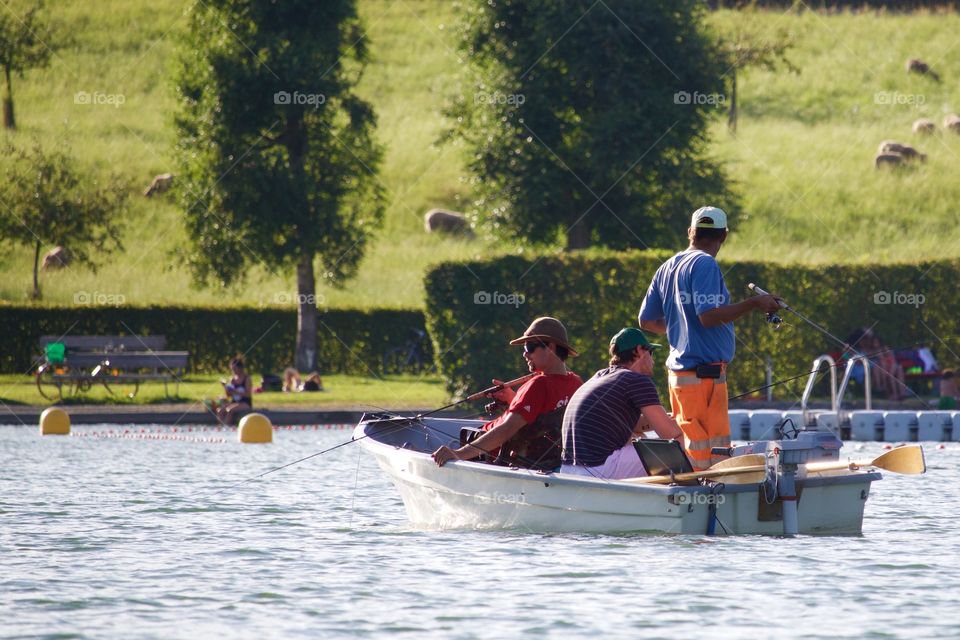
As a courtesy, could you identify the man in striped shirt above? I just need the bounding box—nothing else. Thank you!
[560,328,681,480]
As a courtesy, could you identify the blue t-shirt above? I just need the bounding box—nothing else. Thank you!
[638,249,735,371]
[561,367,661,467]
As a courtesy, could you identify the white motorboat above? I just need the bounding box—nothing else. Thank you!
[355,414,924,536]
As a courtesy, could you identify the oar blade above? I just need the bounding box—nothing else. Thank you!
[873,444,926,475]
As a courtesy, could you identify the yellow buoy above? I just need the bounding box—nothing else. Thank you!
[238,412,273,444]
[39,407,71,435]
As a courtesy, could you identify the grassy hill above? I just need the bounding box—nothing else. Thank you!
[2,2,960,308]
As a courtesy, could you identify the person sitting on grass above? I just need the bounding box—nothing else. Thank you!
[283,367,324,392]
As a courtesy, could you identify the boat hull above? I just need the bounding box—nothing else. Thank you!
[356,417,880,535]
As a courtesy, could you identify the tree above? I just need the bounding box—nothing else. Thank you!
[0,142,126,299]
[716,21,798,134]
[0,2,52,130]
[448,0,733,251]
[173,0,385,372]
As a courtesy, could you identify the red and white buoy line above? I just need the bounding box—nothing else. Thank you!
[69,423,354,443]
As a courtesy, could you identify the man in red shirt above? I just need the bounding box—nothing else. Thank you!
[432,317,582,468]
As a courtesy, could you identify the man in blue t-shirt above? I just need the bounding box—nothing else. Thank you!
[638,206,782,470]
[561,328,681,480]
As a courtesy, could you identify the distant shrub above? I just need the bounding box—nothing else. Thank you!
[424,251,960,398]
[0,306,428,376]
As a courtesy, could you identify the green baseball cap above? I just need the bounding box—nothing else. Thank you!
[610,328,661,353]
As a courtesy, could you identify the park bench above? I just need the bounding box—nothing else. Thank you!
[36,335,189,400]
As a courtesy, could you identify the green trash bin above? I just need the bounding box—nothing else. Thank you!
[45,342,66,364]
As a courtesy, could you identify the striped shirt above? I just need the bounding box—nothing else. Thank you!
[561,367,661,467]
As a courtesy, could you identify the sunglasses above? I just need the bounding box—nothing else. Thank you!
[523,341,549,354]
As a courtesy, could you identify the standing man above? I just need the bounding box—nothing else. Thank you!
[638,206,782,471]
[561,328,681,480]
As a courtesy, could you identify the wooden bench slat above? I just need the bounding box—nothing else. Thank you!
[38,335,167,351]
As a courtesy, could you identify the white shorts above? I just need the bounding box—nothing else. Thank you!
[561,442,647,480]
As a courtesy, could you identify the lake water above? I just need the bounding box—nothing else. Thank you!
[3,425,959,639]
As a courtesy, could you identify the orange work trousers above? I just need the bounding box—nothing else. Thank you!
[668,371,731,472]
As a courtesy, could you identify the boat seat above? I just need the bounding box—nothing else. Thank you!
[882,412,918,442]
[748,410,784,441]
[728,410,751,440]
[917,411,953,441]
[849,411,885,441]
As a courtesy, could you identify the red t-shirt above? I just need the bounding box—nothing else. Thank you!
[483,371,583,431]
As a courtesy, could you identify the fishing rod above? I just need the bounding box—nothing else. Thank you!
[416,372,537,419]
[196,374,538,498]
[748,283,933,409]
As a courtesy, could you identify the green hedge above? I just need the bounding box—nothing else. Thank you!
[0,305,429,376]
[424,251,960,399]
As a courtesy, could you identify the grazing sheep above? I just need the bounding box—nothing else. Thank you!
[424,209,473,236]
[877,141,925,162]
[41,246,70,270]
[912,118,936,134]
[143,173,174,197]
[878,140,907,155]
[906,58,940,82]
[875,153,903,169]
[945,114,960,134]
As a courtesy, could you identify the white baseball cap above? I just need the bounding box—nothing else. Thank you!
[690,206,728,230]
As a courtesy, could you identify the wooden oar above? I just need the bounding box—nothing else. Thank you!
[624,444,926,486]
[806,444,926,475]
[623,454,766,485]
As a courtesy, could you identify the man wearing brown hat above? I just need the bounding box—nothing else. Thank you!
[432,317,582,469]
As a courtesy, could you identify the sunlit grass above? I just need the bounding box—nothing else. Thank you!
[0,373,448,409]
[2,4,960,308]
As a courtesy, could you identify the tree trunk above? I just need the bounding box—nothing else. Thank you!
[565,218,590,250]
[285,109,316,372]
[727,69,738,135]
[3,65,14,130]
[295,253,318,372]
[32,240,41,299]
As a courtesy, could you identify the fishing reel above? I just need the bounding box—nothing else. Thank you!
[766,312,783,329]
